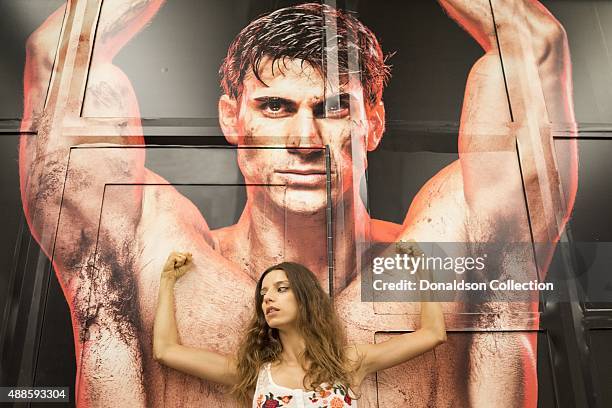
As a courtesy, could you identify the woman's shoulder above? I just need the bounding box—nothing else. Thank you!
[343,343,365,368]
[343,344,367,389]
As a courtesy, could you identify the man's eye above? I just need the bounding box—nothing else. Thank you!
[325,104,349,118]
[260,98,289,115]
[314,98,350,118]
[267,99,282,112]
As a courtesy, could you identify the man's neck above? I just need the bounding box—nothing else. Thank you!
[237,192,372,293]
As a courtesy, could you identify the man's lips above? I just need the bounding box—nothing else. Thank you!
[274,169,328,186]
[275,169,327,175]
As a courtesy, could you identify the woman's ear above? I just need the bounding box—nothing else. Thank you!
[219,94,240,145]
[367,101,385,151]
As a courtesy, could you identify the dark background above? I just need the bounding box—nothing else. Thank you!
[1,1,611,407]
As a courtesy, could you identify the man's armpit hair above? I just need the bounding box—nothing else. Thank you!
[73,237,142,345]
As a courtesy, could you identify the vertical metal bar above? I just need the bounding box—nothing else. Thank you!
[322,1,338,297]
[325,145,334,297]
[323,0,340,112]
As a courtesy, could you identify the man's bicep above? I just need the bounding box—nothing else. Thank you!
[459,52,512,132]
[457,51,528,225]
[82,62,142,118]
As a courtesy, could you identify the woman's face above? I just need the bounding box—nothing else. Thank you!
[260,269,299,329]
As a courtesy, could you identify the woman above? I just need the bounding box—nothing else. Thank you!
[153,247,446,407]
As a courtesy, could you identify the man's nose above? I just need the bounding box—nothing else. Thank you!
[286,109,322,151]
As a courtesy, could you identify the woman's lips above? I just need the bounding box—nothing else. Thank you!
[266,306,280,316]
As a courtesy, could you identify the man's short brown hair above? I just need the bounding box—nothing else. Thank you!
[219,3,391,109]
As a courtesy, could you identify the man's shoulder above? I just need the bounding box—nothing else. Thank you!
[370,219,403,242]
[406,159,464,210]
[368,160,467,241]
[401,160,468,240]
[138,169,213,244]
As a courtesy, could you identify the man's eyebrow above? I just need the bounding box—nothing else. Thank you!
[318,93,351,105]
[321,92,351,102]
[253,96,296,103]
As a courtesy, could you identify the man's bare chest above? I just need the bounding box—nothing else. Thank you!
[136,230,253,343]
[131,175,471,405]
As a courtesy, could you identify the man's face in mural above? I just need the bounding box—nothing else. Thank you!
[220,57,384,215]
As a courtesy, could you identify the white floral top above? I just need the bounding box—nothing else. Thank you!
[252,362,357,408]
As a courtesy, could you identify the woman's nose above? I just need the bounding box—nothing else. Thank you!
[263,292,275,302]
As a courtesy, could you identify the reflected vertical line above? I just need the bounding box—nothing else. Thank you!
[323,0,341,115]
[489,0,514,122]
[344,0,369,289]
[79,0,105,118]
[544,330,561,407]
[593,2,612,114]
[323,0,339,299]
[325,145,334,297]
[594,3,612,72]
[32,146,73,389]
[43,4,70,114]
[515,138,542,287]
[0,212,26,375]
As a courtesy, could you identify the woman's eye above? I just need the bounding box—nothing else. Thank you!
[278,286,289,292]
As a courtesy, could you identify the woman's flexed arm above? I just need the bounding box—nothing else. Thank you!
[153,252,240,387]
[352,242,446,378]
[353,303,446,379]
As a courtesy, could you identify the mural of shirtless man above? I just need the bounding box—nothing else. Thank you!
[20,0,576,406]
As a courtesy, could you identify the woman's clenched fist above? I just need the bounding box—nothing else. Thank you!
[162,251,193,281]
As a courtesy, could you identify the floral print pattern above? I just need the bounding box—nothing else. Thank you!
[255,392,294,408]
[253,363,356,407]
[306,384,353,407]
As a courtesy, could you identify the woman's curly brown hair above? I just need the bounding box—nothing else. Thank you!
[229,262,362,406]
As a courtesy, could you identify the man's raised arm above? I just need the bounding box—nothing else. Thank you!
[436,1,577,407]
[20,0,167,272]
[437,0,577,244]
[19,1,163,405]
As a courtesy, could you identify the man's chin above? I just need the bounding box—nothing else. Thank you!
[271,189,329,217]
